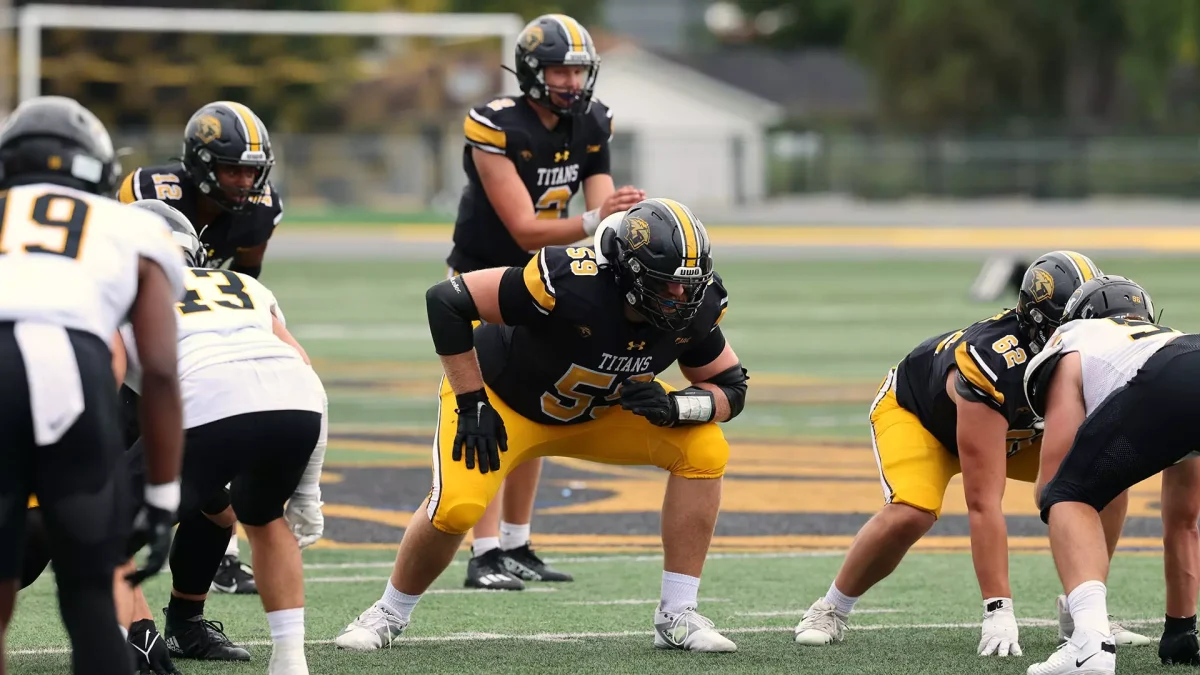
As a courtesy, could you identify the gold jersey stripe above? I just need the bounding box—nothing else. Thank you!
[464,115,506,150]
[954,342,1004,405]
[523,251,555,313]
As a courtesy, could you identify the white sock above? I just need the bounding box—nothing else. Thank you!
[823,582,858,616]
[380,580,421,622]
[119,625,129,640]
[1067,580,1110,637]
[659,571,700,615]
[226,529,240,557]
[499,522,531,550]
[267,607,305,642]
[472,536,500,557]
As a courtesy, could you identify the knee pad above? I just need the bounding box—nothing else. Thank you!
[670,426,730,479]
[429,498,487,536]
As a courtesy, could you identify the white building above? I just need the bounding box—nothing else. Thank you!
[593,42,784,211]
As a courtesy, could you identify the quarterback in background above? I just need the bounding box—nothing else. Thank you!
[337,198,747,653]
[117,100,281,602]
[450,12,644,590]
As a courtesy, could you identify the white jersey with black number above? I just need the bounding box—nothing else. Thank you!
[0,183,185,342]
[1026,318,1183,416]
[122,269,324,428]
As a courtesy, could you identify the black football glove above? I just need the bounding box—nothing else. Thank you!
[618,380,676,427]
[128,619,182,675]
[619,380,716,427]
[125,501,175,587]
[1161,618,1200,666]
[453,389,508,474]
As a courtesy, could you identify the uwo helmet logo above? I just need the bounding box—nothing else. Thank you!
[1031,268,1055,303]
[674,267,703,277]
[194,115,222,144]
[520,25,544,51]
[626,217,650,250]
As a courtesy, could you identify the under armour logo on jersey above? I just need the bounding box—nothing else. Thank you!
[627,341,645,351]
[555,150,570,162]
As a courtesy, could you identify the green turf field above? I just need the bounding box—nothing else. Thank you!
[8,254,1198,673]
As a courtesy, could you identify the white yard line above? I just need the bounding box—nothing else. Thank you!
[10,618,1164,655]
[303,550,845,571]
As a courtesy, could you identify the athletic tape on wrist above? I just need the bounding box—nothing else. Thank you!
[144,480,181,512]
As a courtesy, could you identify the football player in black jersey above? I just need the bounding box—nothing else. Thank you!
[452,13,645,591]
[337,198,747,653]
[118,101,282,278]
[792,251,1149,655]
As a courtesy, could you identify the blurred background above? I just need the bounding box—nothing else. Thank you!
[5,0,1200,218]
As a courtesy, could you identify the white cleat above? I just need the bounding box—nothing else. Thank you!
[1056,594,1151,647]
[794,598,848,646]
[653,606,737,653]
[1027,631,1116,675]
[334,602,409,651]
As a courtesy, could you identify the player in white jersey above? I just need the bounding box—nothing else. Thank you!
[1024,275,1200,674]
[119,199,325,675]
[0,96,186,675]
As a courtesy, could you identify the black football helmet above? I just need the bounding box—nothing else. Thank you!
[513,14,600,116]
[1061,275,1154,323]
[180,101,274,213]
[1015,250,1102,353]
[0,96,119,195]
[599,198,713,331]
[129,199,207,267]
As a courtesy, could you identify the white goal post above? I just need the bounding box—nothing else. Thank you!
[12,3,526,104]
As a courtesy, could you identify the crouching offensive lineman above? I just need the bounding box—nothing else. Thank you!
[0,96,187,675]
[1025,276,1200,674]
[792,251,1149,656]
[336,198,748,653]
[117,201,327,675]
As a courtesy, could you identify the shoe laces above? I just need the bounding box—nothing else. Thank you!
[800,601,846,634]
[510,544,544,565]
[199,619,236,646]
[667,607,714,630]
[361,603,405,631]
[479,548,515,575]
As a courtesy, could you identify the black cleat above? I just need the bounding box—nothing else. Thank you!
[163,613,251,662]
[464,548,525,590]
[210,554,257,595]
[128,619,182,675]
[500,543,574,582]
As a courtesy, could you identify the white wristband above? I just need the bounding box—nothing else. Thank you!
[673,390,715,423]
[145,480,181,512]
[581,208,602,236]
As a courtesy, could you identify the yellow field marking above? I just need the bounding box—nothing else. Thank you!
[337,224,1200,251]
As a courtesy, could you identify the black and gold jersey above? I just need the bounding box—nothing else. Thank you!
[894,309,1041,456]
[479,245,729,425]
[116,163,283,270]
[448,96,614,273]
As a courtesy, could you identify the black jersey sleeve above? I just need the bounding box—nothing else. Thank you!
[952,331,1025,413]
[582,100,614,179]
[678,274,730,368]
[116,166,185,205]
[463,98,531,163]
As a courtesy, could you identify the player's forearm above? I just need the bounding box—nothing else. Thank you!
[440,351,485,395]
[690,382,731,422]
[139,372,183,486]
[509,216,589,250]
[968,506,1012,598]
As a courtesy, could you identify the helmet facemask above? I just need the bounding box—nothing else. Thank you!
[616,245,712,331]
